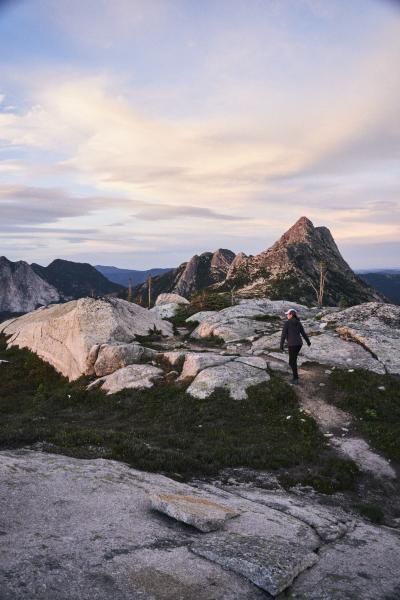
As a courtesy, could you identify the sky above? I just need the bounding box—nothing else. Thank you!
[0,0,399,270]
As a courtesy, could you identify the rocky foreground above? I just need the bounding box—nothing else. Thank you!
[1,449,399,599]
[1,295,399,598]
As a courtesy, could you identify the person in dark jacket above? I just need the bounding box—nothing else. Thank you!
[280,308,311,384]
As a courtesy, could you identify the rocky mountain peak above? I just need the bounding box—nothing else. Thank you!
[133,248,236,303]
[218,217,384,305]
[211,248,235,267]
[271,216,315,249]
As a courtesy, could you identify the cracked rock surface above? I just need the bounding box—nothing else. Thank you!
[191,532,318,596]
[2,450,400,600]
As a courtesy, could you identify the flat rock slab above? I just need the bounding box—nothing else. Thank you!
[150,493,239,532]
[227,488,355,542]
[331,436,396,479]
[191,532,318,596]
[187,360,270,400]
[0,450,266,600]
[89,364,164,394]
[235,356,268,369]
[290,522,400,599]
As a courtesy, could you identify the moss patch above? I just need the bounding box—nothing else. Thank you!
[326,369,400,462]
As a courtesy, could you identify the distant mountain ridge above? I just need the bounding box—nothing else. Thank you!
[134,218,383,306]
[32,259,124,300]
[95,265,172,287]
[358,272,400,305]
[0,257,124,314]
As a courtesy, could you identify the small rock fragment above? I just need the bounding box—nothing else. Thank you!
[150,493,239,532]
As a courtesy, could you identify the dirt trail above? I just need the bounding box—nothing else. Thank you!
[294,365,396,480]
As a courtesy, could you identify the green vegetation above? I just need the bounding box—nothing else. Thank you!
[354,503,385,524]
[267,273,310,303]
[135,326,164,344]
[168,291,233,332]
[0,334,326,479]
[253,314,281,323]
[327,369,400,462]
[191,334,225,347]
[281,457,360,495]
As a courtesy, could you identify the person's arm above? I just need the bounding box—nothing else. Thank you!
[300,322,311,346]
[280,322,288,350]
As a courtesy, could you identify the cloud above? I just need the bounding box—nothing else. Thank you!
[1,0,400,268]
[133,203,245,221]
[0,184,132,226]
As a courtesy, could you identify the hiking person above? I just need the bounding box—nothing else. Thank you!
[280,308,311,384]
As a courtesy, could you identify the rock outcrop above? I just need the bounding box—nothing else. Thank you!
[150,292,190,319]
[155,293,189,306]
[89,364,164,394]
[0,256,60,312]
[133,249,236,303]
[0,297,173,380]
[191,532,319,596]
[190,299,314,343]
[322,302,400,374]
[2,450,400,599]
[93,342,155,377]
[253,331,386,373]
[186,359,270,400]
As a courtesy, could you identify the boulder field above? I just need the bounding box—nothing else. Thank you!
[0,297,399,398]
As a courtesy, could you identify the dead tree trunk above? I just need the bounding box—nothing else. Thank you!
[147,276,152,308]
[310,262,327,307]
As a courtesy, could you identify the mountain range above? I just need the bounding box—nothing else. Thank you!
[0,258,123,315]
[95,265,172,287]
[0,217,394,315]
[132,217,383,306]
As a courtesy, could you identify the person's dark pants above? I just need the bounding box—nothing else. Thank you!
[288,344,302,379]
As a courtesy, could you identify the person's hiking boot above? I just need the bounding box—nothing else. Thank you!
[291,377,299,385]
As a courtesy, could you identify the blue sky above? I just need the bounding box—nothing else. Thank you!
[0,0,399,269]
